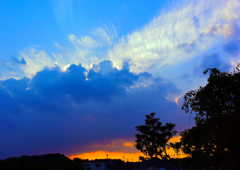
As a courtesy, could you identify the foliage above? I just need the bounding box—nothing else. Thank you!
[135,113,177,160]
[169,142,181,158]
[0,154,84,170]
[180,65,240,169]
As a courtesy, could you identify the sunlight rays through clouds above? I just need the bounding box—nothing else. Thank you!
[11,0,240,81]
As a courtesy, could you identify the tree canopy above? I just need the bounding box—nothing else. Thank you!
[135,113,177,160]
[182,67,240,122]
[180,65,240,169]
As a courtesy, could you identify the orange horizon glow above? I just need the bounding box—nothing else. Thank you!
[69,151,144,162]
[69,136,186,162]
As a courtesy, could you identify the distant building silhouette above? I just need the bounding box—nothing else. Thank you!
[82,159,124,170]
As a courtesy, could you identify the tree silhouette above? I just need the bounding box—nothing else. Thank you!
[170,142,181,158]
[180,65,240,169]
[135,113,177,160]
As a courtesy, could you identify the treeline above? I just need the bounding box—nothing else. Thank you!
[179,66,240,169]
[135,64,240,169]
[0,153,84,170]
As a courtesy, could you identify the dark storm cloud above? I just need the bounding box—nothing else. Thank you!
[0,61,147,116]
[0,60,188,159]
[11,56,26,64]
[223,40,240,56]
[194,53,231,76]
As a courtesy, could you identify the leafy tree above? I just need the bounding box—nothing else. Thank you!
[135,113,177,160]
[180,65,240,169]
[170,142,181,158]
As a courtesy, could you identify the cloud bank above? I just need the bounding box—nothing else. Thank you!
[0,60,191,159]
[7,0,238,83]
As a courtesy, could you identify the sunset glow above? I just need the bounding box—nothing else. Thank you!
[69,151,144,162]
[69,136,186,162]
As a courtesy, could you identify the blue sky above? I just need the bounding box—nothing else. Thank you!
[0,0,240,159]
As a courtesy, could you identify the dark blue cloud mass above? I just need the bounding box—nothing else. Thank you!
[194,53,231,76]
[0,60,190,159]
[223,40,240,56]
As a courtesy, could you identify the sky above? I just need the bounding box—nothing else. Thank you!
[0,0,240,160]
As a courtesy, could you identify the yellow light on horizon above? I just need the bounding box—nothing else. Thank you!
[69,151,144,162]
[69,136,186,162]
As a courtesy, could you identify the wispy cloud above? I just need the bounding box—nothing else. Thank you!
[2,0,239,81]
[107,0,240,74]
[92,24,117,46]
[19,48,54,78]
[69,35,99,48]
[54,42,63,50]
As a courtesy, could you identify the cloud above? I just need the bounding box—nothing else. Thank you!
[176,42,195,53]
[223,40,240,56]
[68,24,117,49]
[50,25,117,73]
[0,60,191,159]
[71,139,137,154]
[69,35,99,48]
[193,16,200,28]
[92,24,117,46]
[124,142,134,147]
[201,23,240,38]
[107,0,240,75]
[54,42,63,49]
[11,56,26,65]
[9,0,239,81]
[194,53,231,76]
[19,47,55,78]
[175,95,183,107]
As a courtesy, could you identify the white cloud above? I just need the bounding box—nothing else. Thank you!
[61,64,70,72]
[69,34,99,48]
[222,0,239,21]
[92,24,117,46]
[202,23,239,38]
[52,47,93,71]
[14,0,240,80]
[50,25,117,71]
[19,48,54,78]
[107,0,240,75]
[68,24,117,49]
[54,42,63,49]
